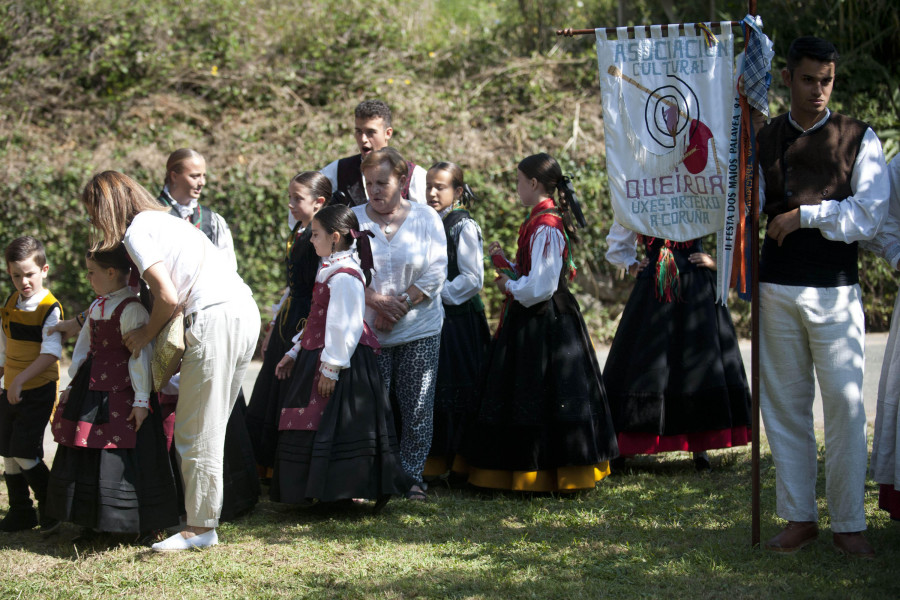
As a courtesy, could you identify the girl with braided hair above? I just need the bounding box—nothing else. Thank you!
[459,153,618,492]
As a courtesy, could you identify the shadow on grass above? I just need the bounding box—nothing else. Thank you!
[1,447,898,598]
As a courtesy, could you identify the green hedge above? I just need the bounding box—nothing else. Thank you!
[1,0,897,346]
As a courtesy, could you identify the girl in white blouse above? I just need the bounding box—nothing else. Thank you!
[352,147,448,501]
[422,162,490,480]
[271,204,411,507]
[459,153,618,492]
[47,246,178,543]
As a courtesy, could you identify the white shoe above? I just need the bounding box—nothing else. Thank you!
[151,529,218,552]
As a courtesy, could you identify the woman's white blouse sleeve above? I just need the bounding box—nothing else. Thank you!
[319,273,366,371]
[120,302,152,405]
[605,221,639,270]
[505,226,564,307]
[441,220,484,305]
[860,157,900,269]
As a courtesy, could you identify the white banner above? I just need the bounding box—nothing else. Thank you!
[596,23,734,242]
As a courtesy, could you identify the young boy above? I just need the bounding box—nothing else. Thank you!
[316,99,427,210]
[0,236,63,533]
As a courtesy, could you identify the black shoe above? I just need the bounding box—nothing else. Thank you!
[72,527,102,545]
[0,473,37,532]
[372,495,391,514]
[693,452,711,472]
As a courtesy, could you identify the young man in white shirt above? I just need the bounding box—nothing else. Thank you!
[755,36,889,558]
[316,100,427,211]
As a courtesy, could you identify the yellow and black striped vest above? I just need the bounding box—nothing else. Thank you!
[1,291,62,390]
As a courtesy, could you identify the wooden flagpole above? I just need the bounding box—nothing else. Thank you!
[556,1,764,547]
[747,0,761,549]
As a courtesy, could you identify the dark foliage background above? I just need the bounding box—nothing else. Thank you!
[1,0,897,346]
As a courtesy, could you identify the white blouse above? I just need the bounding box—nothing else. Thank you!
[285,250,367,380]
[124,211,252,315]
[68,287,152,406]
[0,289,62,368]
[504,225,565,308]
[440,211,485,306]
[605,220,640,271]
[161,186,237,271]
[352,201,447,346]
[861,157,900,269]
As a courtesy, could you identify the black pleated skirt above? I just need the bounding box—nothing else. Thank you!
[461,288,618,473]
[603,266,751,450]
[271,345,412,503]
[428,303,490,471]
[245,297,309,469]
[46,393,179,533]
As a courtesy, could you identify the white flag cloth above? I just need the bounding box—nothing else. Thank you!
[596,23,734,242]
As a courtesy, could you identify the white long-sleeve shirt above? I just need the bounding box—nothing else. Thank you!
[605,221,640,271]
[285,250,366,380]
[353,201,447,346]
[759,110,889,244]
[861,157,900,269]
[440,210,485,306]
[0,289,62,373]
[504,225,565,308]
[68,287,152,406]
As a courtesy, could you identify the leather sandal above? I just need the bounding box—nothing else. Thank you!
[405,485,427,501]
[833,532,875,559]
[765,521,818,554]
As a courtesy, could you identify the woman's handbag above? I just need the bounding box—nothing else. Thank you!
[151,309,185,392]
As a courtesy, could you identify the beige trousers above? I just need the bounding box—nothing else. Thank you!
[176,296,259,528]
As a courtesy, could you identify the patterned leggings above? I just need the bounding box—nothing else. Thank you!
[376,334,441,483]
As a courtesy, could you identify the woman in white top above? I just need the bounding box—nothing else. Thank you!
[81,171,259,551]
[352,147,448,501]
[862,156,900,521]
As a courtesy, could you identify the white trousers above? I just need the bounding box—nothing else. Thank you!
[176,296,259,528]
[759,283,868,533]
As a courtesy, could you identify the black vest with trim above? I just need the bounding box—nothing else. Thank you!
[757,113,869,287]
[157,192,217,244]
[335,154,415,207]
[442,209,485,316]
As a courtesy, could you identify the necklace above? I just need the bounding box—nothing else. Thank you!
[370,204,402,235]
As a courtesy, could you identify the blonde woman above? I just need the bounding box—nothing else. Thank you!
[81,171,259,551]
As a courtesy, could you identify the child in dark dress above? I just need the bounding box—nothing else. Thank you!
[271,205,410,507]
[245,172,327,478]
[460,153,618,492]
[47,246,178,541]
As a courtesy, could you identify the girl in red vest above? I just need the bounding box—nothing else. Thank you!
[47,246,178,543]
[270,204,410,508]
[459,153,618,492]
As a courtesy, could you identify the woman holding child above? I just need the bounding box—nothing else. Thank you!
[352,147,447,501]
[81,171,259,551]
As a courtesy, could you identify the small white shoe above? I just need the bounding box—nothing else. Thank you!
[151,529,218,552]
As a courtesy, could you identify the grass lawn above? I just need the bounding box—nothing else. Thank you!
[0,437,896,599]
